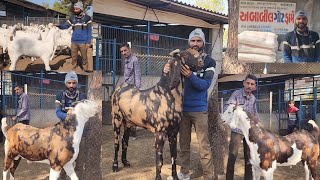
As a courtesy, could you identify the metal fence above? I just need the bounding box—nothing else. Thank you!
[96,24,212,91]
[0,71,87,128]
[219,81,320,135]
[0,16,67,26]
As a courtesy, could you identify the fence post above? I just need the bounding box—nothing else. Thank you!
[256,78,259,112]
[112,38,117,89]
[14,83,18,115]
[2,81,5,115]
[278,89,281,133]
[95,37,100,70]
[313,87,317,120]
[146,21,150,75]
[40,71,43,109]
[299,96,302,128]
[269,91,273,129]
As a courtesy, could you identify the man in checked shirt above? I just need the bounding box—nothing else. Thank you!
[120,42,141,139]
[225,74,259,180]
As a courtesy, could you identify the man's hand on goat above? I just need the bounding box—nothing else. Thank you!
[12,116,17,121]
[181,64,192,78]
[163,63,170,74]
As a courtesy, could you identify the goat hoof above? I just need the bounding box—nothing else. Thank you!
[112,163,119,172]
[122,159,130,167]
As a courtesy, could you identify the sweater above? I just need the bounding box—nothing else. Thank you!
[283,28,320,63]
[183,55,216,112]
[58,13,92,44]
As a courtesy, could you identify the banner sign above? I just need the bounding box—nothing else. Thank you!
[239,1,296,34]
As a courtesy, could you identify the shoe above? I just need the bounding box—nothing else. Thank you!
[177,172,190,180]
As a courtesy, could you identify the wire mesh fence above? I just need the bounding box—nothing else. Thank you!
[0,16,67,26]
[1,71,87,128]
[96,24,212,94]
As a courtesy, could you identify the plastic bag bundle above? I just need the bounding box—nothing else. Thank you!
[238,31,278,63]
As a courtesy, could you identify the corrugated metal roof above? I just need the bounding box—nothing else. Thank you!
[172,0,227,17]
[124,0,228,24]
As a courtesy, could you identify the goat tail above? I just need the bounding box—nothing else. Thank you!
[1,117,9,138]
[307,120,319,142]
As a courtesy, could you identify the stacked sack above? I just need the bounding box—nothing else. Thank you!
[238,31,278,63]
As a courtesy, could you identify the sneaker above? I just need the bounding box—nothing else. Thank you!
[177,172,190,180]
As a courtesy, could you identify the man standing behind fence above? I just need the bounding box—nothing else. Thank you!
[56,71,86,121]
[12,85,30,125]
[56,1,92,71]
[119,42,141,139]
[224,74,259,180]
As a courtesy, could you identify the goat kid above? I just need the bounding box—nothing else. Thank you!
[1,100,98,180]
[111,48,203,180]
[7,27,61,71]
[222,104,319,180]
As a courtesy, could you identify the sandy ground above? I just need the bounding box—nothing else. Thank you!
[0,125,319,180]
[2,48,94,74]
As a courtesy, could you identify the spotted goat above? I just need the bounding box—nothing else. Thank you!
[111,48,204,180]
[222,104,319,180]
[1,100,98,180]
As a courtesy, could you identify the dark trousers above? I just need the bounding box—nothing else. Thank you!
[226,132,252,180]
[71,43,88,70]
[287,125,297,134]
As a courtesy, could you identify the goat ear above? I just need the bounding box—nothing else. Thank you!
[169,49,180,58]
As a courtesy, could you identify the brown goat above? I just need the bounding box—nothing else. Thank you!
[222,104,319,180]
[1,100,98,180]
[111,49,203,180]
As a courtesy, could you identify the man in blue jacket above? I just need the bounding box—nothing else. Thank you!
[165,28,216,180]
[56,71,86,121]
[283,10,320,63]
[57,1,92,71]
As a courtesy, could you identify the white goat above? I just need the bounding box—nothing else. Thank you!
[7,27,61,71]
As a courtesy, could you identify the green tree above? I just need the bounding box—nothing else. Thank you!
[52,1,71,15]
[52,0,93,16]
[41,2,49,9]
[194,0,226,13]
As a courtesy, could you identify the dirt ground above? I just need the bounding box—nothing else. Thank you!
[0,125,319,180]
[1,48,94,74]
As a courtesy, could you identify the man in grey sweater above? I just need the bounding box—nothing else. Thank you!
[12,85,30,125]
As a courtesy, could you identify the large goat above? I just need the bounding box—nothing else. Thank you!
[1,100,98,180]
[7,26,61,71]
[111,49,204,180]
[221,104,319,180]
